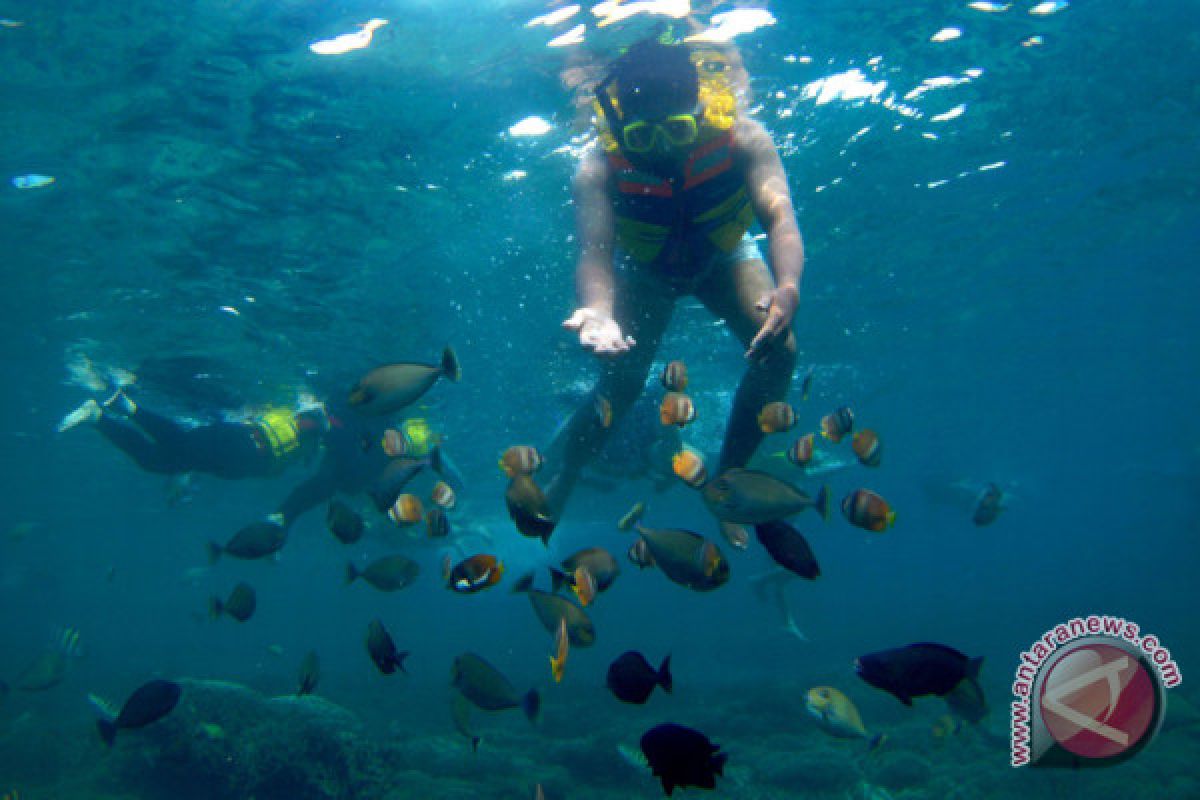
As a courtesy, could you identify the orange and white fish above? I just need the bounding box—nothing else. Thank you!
[820,406,854,443]
[851,429,882,468]
[661,360,688,392]
[660,392,696,427]
[388,493,423,526]
[671,447,707,488]
[757,401,796,434]
[841,489,895,532]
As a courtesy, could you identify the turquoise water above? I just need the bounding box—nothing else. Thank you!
[1,1,1197,797]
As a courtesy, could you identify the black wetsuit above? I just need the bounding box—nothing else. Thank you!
[97,407,275,479]
[275,408,391,528]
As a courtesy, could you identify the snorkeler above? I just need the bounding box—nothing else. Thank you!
[545,36,806,515]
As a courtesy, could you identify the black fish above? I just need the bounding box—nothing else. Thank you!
[753,520,820,580]
[208,520,286,563]
[97,679,182,746]
[209,582,256,622]
[366,619,409,675]
[297,650,320,696]
[972,483,1004,526]
[640,723,726,796]
[855,642,983,706]
[326,500,365,544]
[606,651,672,704]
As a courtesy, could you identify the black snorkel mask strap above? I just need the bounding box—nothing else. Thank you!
[594,73,625,151]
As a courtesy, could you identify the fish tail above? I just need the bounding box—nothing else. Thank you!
[441,346,461,382]
[712,751,728,776]
[345,563,359,585]
[206,541,222,565]
[97,718,117,747]
[522,689,541,723]
[868,732,887,752]
[815,485,831,521]
[394,651,410,674]
[471,736,481,752]
[967,656,984,680]
[658,655,673,693]
[886,510,897,527]
[511,572,534,594]
[208,597,223,619]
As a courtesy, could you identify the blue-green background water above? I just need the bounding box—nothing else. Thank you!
[1,1,1197,797]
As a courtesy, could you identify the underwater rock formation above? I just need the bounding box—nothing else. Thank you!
[103,678,374,800]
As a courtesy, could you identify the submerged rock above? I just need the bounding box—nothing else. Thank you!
[103,678,372,800]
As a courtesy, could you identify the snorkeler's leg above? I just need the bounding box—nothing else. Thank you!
[544,269,676,517]
[695,256,797,473]
[126,406,190,447]
[95,414,174,474]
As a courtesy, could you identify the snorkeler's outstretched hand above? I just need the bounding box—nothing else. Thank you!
[747,286,799,362]
[563,308,636,356]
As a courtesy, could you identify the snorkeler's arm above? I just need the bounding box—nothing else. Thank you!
[563,147,635,354]
[738,118,805,358]
[274,463,339,529]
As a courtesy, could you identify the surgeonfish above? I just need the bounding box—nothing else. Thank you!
[348,346,460,416]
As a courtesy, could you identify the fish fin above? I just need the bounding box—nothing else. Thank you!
[206,541,222,565]
[712,751,728,775]
[886,510,897,527]
[900,694,913,707]
[522,689,541,723]
[548,567,569,593]
[868,732,886,752]
[345,563,359,585]
[97,718,117,747]
[208,597,222,619]
[816,485,831,521]
[395,651,410,674]
[511,572,534,594]
[967,656,984,680]
[658,655,673,693]
[471,736,481,753]
[441,346,461,382]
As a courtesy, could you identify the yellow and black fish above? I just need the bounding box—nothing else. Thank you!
[671,447,707,488]
[661,360,688,392]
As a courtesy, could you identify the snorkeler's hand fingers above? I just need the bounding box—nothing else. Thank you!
[755,292,773,313]
[562,308,596,331]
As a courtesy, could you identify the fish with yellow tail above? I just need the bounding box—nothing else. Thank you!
[805,686,885,750]
[550,617,569,683]
[617,503,730,592]
[702,467,830,525]
[841,489,896,532]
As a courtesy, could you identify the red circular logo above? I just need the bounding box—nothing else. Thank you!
[1038,642,1157,759]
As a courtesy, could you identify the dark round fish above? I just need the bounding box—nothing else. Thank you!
[209,581,256,621]
[753,520,820,580]
[451,653,539,721]
[97,679,182,747]
[702,468,829,524]
[366,619,409,676]
[208,520,286,563]
[972,483,1004,526]
[606,651,672,704]
[855,642,983,706]
[640,723,727,796]
[296,650,320,696]
[505,474,556,544]
[348,346,460,416]
[326,500,365,544]
[346,554,420,592]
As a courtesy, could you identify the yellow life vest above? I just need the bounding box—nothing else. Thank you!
[256,408,301,461]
